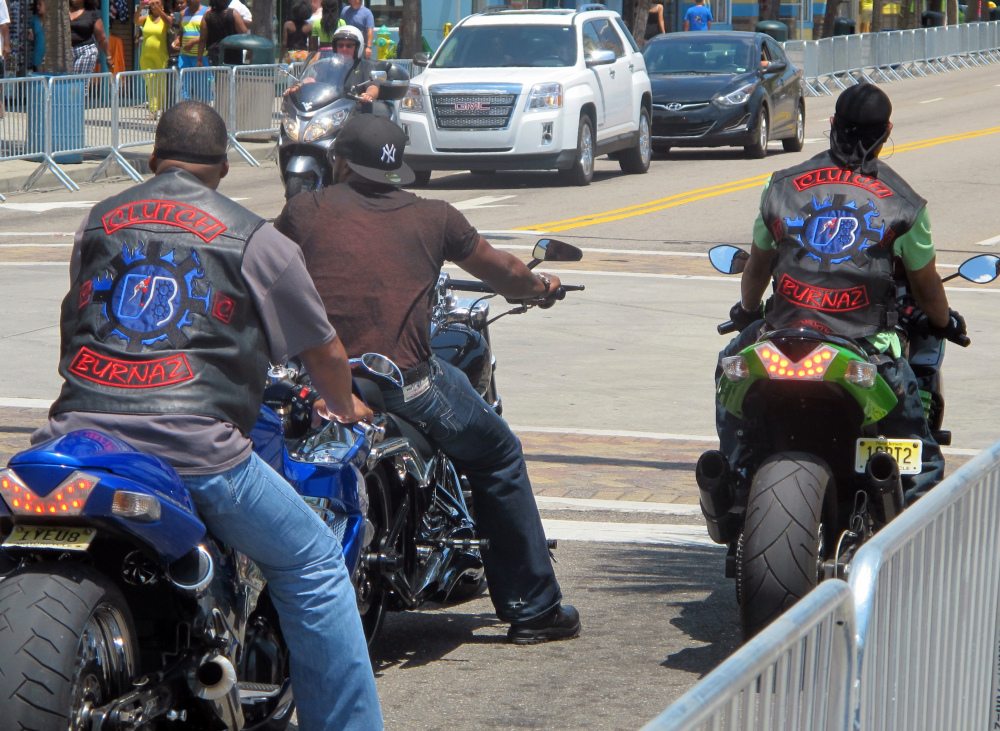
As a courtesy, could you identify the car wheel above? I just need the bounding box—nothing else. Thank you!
[410,170,432,187]
[559,115,595,186]
[744,107,769,159]
[652,142,671,156]
[782,102,805,153]
[618,108,652,175]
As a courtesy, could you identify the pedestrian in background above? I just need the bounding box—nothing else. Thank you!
[174,0,206,98]
[859,0,873,32]
[29,0,46,73]
[69,0,115,74]
[310,0,341,53]
[228,0,251,22]
[683,0,713,31]
[340,0,374,58]
[0,0,9,118]
[644,2,665,42]
[197,0,247,66]
[281,0,312,63]
[135,0,173,118]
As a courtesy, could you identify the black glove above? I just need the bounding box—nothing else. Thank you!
[917,308,970,346]
[729,300,764,332]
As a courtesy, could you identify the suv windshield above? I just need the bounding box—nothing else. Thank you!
[642,37,755,74]
[432,25,578,68]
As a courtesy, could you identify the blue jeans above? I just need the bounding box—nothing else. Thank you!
[715,321,945,504]
[177,54,211,102]
[183,454,383,731]
[381,357,562,623]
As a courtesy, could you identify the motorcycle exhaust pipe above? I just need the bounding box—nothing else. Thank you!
[865,451,905,525]
[188,653,244,729]
[696,450,739,545]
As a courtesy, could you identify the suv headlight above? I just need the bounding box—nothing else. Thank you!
[526,83,562,110]
[303,109,349,142]
[281,111,301,139]
[400,86,424,112]
[715,83,756,106]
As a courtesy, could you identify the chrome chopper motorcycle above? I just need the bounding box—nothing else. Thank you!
[277,54,410,199]
[264,239,585,645]
[700,246,997,639]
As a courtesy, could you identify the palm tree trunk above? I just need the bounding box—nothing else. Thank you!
[253,0,276,41]
[399,0,422,59]
[819,0,844,38]
[871,0,884,31]
[632,0,652,44]
[946,0,958,23]
[42,0,72,73]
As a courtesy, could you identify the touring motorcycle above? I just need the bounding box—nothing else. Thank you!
[264,238,585,645]
[277,54,410,199]
[0,239,584,730]
[699,246,998,638]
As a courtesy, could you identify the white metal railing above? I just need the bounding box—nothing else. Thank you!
[848,440,1000,731]
[784,21,1000,96]
[642,580,857,731]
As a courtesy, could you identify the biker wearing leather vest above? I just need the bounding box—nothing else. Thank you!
[33,102,382,730]
[717,84,968,503]
[276,115,582,644]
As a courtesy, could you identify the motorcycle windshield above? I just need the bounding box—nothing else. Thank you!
[300,55,353,92]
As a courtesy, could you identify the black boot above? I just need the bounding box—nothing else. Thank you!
[507,604,581,645]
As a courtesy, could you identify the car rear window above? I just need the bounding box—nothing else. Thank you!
[642,37,755,74]
[431,25,578,68]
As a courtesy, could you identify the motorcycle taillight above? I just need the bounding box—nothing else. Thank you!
[0,469,99,517]
[754,342,836,381]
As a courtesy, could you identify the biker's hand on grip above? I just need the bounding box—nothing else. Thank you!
[312,395,375,428]
[533,272,562,309]
[729,300,764,332]
[931,308,970,347]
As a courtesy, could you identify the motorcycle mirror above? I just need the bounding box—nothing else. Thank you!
[708,245,749,275]
[351,353,405,388]
[370,69,388,83]
[957,254,1000,284]
[532,239,583,263]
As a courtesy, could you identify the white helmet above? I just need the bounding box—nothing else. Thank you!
[332,25,365,61]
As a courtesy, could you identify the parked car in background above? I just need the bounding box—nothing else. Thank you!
[399,6,652,186]
[642,31,805,159]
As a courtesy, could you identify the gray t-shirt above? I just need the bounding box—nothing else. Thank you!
[31,219,336,475]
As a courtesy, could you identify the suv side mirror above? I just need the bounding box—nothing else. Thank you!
[764,60,787,73]
[585,49,616,67]
[413,51,431,67]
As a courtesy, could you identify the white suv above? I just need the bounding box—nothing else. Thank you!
[399,5,652,186]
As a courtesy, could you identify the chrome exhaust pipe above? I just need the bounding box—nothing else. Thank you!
[696,450,740,544]
[188,653,244,729]
[865,451,905,525]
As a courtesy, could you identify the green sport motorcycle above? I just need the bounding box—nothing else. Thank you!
[698,246,998,639]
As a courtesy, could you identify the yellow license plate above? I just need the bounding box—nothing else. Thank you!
[3,525,96,551]
[855,439,923,475]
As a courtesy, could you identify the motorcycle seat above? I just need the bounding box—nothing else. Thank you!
[354,377,436,461]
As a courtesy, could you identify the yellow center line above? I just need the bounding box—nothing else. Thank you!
[518,124,1000,233]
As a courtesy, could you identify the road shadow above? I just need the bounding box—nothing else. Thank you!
[596,544,741,678]
[369,605,504,674]
[653,147,792,162]
[412,168,626,192]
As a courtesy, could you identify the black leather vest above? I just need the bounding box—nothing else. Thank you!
[761,151,926,339]
[51,169,268,435]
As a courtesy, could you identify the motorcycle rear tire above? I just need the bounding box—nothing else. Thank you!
[738,452,833,640]
[357,464,394,647]
[284,174,313,200]
[0,562,138,731]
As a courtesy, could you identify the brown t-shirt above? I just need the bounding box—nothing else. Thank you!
[275,182,480,370]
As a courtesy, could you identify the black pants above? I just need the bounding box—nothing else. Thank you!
[715,321,945,503]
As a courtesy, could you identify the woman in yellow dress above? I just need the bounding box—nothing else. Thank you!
[134,0,173,118]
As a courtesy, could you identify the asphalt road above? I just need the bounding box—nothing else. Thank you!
[0,64,998,729]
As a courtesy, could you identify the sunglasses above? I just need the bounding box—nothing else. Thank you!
[335,41,358,48]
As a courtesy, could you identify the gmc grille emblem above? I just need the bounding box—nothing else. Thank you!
[454,101,490,111]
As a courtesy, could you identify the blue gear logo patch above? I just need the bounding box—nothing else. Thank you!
[87,240,211,353]
[783,195,884,264]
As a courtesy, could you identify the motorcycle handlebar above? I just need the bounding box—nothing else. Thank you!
[717,320,738,335]
[448,280,585,298]
[952,333,971,347]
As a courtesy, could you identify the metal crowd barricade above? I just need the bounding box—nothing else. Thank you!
[178,65,258,167]
[0,76,52,200]
[116,68,179,155]
[642,581,856,731]
[848,441,1000,731]
[232,64,283,143]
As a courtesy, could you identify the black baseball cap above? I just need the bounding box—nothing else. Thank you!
[834,83,892,129]
[333,115,415,186]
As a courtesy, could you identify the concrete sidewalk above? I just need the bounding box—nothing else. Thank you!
[0,138,277,196]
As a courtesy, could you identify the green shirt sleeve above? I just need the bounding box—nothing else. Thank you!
[752,178,775,251]
[894,206,935,271]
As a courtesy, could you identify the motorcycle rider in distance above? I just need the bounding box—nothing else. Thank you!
[32,101,382,730]
[275,115,582,644]
[287,25,379,103]
[719,83,968,503]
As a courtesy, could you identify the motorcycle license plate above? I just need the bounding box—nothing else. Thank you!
[3,525,96,551]
[855,439,923,475]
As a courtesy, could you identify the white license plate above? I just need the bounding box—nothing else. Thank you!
[855,438,923,475]
[3,525,96,551]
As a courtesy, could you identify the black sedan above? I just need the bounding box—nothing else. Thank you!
[641,31,805,158]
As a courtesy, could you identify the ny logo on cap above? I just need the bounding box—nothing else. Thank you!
[381,144,396,164]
